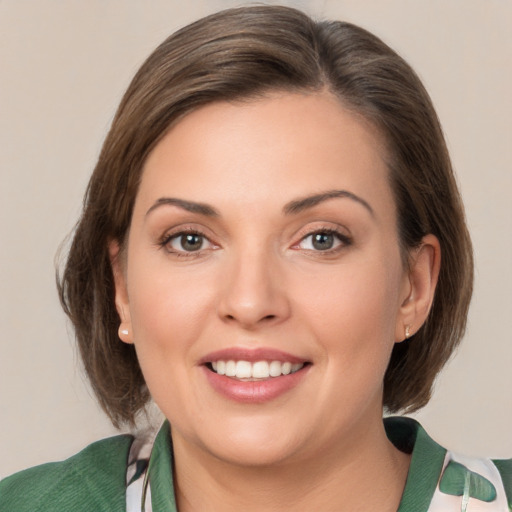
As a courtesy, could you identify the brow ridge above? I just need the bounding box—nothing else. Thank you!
[146,190,373,218]
[283,190,374,216]
[146,197,219,217]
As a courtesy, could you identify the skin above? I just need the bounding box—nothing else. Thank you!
[112,91,440,511]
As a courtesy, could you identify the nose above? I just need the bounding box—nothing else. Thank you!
[217,247,291,329]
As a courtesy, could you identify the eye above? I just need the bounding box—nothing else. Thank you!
[297,230,349,252]
[164,231,213,253]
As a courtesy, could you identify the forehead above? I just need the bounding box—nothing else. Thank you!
[136,91,393,218]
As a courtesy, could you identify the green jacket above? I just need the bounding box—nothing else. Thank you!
[1,418,511,511]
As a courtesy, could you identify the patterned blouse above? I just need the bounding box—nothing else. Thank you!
[125,417,512,511]
[1,417,511,510]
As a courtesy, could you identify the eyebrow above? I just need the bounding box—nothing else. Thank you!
[145,189,374,219]
[146,197,220,217]
[283,190,374,217]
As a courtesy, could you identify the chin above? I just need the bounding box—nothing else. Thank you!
[209,438,301,468]
[191,418,309,468]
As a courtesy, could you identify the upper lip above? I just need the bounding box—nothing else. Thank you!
[198,347,308,365]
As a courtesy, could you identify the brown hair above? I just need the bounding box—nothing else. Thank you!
[58,5,473,427]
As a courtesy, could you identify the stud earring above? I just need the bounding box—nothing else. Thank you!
[119,326,129,338]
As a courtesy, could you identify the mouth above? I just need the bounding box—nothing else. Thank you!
[206,360,307,380]
[200,348,311,402]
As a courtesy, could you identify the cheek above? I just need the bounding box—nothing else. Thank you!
[293,251,403,360]
[124,260,220,421]
[126,258,217,364]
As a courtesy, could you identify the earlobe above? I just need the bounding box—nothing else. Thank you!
[118,324,132,344]
[109,240,134,344]
[395,234,441,342]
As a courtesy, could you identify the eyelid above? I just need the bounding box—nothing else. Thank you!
[158,225,219,256]
[290,224,352,252]
[169,232,211,252]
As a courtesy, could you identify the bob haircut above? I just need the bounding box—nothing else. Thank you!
[59,5,473,427]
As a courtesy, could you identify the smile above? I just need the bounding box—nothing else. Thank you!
[209,360,305,380]
[201,348,311,402]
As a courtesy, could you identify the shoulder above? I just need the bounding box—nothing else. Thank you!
[0,434,133,512]
[493,458,512,506]
[385,417,512,511]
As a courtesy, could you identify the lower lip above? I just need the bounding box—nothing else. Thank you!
[202,365,310,403]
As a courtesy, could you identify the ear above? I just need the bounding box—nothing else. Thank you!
[109,240,134,344]
[395,234,441,342]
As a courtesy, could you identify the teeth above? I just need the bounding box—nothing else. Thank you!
[252,361,269,378]
[210,360,305,379]
[269,360,282,377]
[226,360,236,377]
[235,361,252,379]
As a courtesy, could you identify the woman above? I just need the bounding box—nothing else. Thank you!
[1,5,510,512]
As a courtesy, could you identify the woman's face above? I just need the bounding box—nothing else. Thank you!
[114,91,414,466]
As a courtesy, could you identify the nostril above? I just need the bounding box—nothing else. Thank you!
[221,312,278,327]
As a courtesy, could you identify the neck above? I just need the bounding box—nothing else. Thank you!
[171,418,410,512]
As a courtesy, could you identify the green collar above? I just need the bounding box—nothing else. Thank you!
[146,417,446,511]
[386,416,447,511]
[145,421,177,512]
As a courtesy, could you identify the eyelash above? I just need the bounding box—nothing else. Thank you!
[159,226,351,258]
[158,228,215,258]
[294,228,352,254]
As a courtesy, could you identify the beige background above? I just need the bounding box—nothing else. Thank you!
[1,0,511,478]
